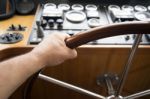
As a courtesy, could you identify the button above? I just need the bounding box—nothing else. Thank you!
[48,19,54,27]
[9,24,16,31]
[88,18,101,28]
[5,35,12,41]
[125,35,130,41]
[9,33,13,37]
[132,34,136,39]
[41,19,47,28]
[18,24,24,31]
[67,30,74,36]
[56,19,64,29]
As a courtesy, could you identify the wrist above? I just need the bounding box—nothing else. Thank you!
[28,51,47,69]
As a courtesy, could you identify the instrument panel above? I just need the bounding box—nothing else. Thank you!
[28,1,150,45]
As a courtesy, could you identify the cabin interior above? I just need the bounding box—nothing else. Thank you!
[0,0,150,99]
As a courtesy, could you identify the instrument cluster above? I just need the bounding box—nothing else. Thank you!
[107,5,150,23]
[40,3,107,30]
[28,3,150,45]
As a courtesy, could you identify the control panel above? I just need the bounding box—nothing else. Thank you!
[28,2,150,45]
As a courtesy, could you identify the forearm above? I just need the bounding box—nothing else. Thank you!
[0,33,77,99]
[0,52,45,99]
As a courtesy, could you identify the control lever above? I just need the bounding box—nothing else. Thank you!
[36,21,44,38]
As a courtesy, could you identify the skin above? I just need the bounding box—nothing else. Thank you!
[0,33,77,99]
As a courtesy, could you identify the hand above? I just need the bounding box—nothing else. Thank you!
[30,33,77,67]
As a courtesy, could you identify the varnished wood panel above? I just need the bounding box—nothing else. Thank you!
[30,48,150,99]
[1,47,149,99]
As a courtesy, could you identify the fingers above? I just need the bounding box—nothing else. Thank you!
[59,33,77,59]
[55,33,77,59]
[65,48,77,60]
[33,32,77,66]
[70,49,77,59]
[50,33,77,59]
[42,33,77,57]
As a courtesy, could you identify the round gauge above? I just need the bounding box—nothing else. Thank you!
[134,12,150,21]
[134,5,147,12]
[108,5,120,12]
[66,10,86,22]
[44,3,56,10]
[148,6,150,11]
[85,4,97,11]
[122,5,134,11]
[88,18,101,27]
[58,4,70,11]
[72,4,84,11]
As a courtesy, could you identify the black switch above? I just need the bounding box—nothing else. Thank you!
[48,19,54,28]
[18,24,25,31]
[9,24,16,31]
[5,34,12,41]
[9,33,13,37]
[67,30,74,36]
[41,19,47,29]
[125,35,130,41]
[132,34,136,40]
[15,33,20,40]
[56,19,63,29]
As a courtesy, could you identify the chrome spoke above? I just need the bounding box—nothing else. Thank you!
[124,89,150,99]
[38,74,106,99]
[116,34,143,96]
